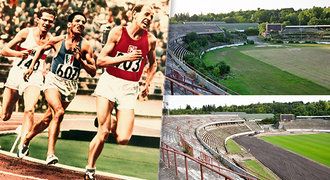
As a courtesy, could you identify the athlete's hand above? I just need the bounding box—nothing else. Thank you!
[23,68,33,82]
[140,84,149,98]
[18,50,29,59]
[125,50,142,62]
[73,46,82,61]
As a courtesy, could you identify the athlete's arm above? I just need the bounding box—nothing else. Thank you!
[1,28,29,58]
[141,33,157,97]
[24,36,63,81]
[76,40,96,77]
[97,26,142,68]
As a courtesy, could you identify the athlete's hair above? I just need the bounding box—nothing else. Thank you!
[67,12,86,22]
[132,4,153,13]
[37,8,56,18]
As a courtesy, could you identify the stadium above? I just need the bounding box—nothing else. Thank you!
[159,112,330,179]
[0,0,168,179]
[165,21,330,95]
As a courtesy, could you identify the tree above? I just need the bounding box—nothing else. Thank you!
[185,105,192,110]
[184,32,199,43]
[298,11,310,25]
[218,61,230,76]
[308,17,321,25]
[258,22,267,35]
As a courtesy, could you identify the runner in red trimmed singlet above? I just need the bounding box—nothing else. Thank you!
[84,3,157,180]
[0,8,56,149]
[105,26,149,81]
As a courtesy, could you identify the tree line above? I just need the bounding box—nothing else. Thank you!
[182,31,247,79]
[169,101,330,121]
[171,7,330,25]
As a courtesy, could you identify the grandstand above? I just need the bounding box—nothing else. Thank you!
[279,116,330,132]
[165,22,247,95]
[244,121,263,132]
[160,114,258,179]
[265,24,330,42]
[161,112,330,179]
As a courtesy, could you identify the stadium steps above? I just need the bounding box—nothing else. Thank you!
[158,159,180,180]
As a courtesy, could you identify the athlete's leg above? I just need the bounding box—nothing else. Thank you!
[114,109,135,145]
[87,96,114,168]
[0,87,19,121]
[44,88,70,156]
[19,86,41,146]
[23,106,52,146]
[110,113,117,135]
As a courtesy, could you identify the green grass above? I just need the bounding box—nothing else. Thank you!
[226,139,244,154]
[202,44,330,94]
[0,134,159,179]
[260,133,330,167]
[242,159,278,180]
[242,44,330,89]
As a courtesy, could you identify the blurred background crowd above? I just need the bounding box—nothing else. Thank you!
[0,0,169,73]
[0,0,169,100]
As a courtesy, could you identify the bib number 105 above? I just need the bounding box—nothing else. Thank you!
[55,64,79,80]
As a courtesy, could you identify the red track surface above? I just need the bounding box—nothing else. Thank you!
[0,153,117,180]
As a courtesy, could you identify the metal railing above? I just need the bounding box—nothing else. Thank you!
[165,76,201,95]
[160,142,235,180]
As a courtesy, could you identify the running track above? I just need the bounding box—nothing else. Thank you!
[235,135,330,180]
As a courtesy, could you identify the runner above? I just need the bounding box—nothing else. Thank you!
[19,12,96,166]
[84,4,157,180]
[0,8,56,149]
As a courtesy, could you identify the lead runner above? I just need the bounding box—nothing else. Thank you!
[84,3,157,180]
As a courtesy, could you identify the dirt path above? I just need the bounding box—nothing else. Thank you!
[234,135,330,180]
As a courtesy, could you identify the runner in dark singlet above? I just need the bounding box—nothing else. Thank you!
[19,12,96,166]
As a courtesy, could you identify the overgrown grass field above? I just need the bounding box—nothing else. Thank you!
[242,159,278,180]
[226,139,244,154]
[242,44,330,89]
[202,44,330,94]
[260,133,330,167]
[0,134,159,179]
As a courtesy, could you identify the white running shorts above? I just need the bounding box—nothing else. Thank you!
[94,72,139,110]
[43,72,78,102]
[5,66,43,95]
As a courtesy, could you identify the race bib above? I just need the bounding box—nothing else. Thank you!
[55,64,80,80]
[115,52,142,72]
[16,49,42,71]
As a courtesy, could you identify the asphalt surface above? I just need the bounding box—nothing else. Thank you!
[235,135,330,180]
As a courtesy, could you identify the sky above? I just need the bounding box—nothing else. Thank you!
[170,0,330,16]
[164,95,330,109]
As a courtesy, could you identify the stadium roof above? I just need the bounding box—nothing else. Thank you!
[285,25,330,28]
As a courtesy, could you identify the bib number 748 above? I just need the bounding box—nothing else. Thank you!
[17,57,40,71]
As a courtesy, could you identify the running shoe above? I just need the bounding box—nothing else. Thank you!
[46,154,59,165]
[17,144,29,158]
[84,167,96,180]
